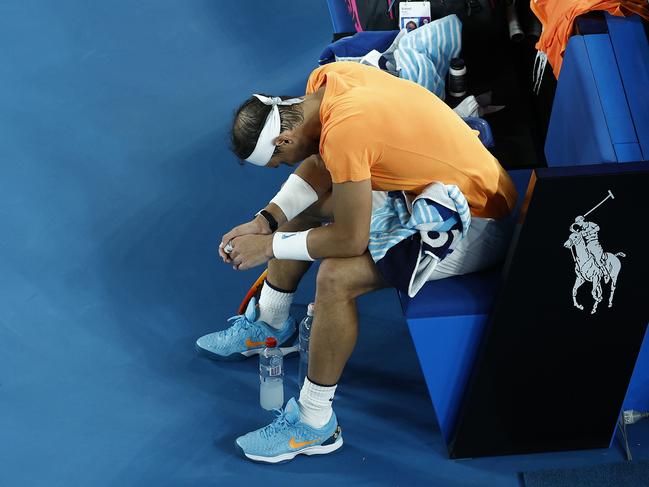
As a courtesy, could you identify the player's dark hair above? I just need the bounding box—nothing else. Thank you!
[230,94,304,162]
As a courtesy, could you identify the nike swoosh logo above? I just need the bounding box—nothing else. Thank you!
[245,338,266,348]
[289,437,319,449]
[281,233,297,240]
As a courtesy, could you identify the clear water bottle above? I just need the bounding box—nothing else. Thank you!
[297,303,315,388]
[259,337,284,410]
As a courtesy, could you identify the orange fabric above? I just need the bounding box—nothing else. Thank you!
[305,62,517,219]
[531,0,649,78]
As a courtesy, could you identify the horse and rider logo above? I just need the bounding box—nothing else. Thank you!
[563,190,626,315]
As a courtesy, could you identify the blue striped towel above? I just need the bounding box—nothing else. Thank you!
[369,182,471,296]
[395,14,462,99]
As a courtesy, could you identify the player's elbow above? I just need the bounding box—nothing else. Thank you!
[343,233,369,257]
[330,225,368,257]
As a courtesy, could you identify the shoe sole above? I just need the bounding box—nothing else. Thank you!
[236,436,344,464]
[195,343,299,361]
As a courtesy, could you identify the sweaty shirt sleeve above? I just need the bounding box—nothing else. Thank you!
[320,125,373,184]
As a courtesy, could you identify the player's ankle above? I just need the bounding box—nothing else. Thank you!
[258,279,294,329]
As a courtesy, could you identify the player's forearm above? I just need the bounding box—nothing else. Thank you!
[304,223,369,259]
[270,178,371,261]
[258,156,330,231]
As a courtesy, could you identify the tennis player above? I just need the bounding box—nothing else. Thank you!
[197,62,517,463]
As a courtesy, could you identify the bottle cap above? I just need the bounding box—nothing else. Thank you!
[265,337,277,348]
[450,58,465,70]
[307,303,315,317]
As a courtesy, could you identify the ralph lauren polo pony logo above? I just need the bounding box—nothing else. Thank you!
[563,191,626,315]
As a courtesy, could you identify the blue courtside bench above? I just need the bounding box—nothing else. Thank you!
[544,12,649,413]
[398,168,531,446]
[398,12,649,452]
[323,2,649,453]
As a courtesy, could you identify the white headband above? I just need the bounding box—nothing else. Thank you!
[244,94,304,166]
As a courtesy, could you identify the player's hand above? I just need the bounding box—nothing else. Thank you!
[228,234,274,271]
[219,216,271,263]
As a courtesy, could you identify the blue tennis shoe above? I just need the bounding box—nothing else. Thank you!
[195,297,297,360]
[235,397,343,464]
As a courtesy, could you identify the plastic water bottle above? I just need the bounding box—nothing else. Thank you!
[297,303,315,388]
[259,337,284,410]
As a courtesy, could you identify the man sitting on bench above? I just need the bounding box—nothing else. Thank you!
[196,62,517,463]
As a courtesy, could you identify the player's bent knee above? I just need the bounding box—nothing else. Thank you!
[316,258,353,298]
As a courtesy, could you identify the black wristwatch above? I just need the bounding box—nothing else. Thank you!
[256,209,279,233]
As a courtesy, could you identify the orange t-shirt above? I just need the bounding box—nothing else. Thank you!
[305,62,517,218]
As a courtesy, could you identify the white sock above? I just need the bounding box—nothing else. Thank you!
[298,377,337,429]
[258,280,294,330]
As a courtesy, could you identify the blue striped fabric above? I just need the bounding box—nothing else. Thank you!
[368,183,471,263]
[394,14,462,99]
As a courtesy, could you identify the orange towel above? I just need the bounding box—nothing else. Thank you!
[530,0,649,78]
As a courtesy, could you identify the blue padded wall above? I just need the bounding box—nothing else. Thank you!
[326,0,356,33]
[545,20,647,166]
[582,34,640,162]
[607,14,649,160]
[545,35,617,166]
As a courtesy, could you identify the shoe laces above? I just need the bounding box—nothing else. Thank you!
[222,314,255,338]
[260,406,295,439]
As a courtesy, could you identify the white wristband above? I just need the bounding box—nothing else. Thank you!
[272,230,314,261]
[270,174,318,222]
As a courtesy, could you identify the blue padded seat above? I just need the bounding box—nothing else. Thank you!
[398,169,531,446]
[400,168,532,319]
[400,270,499,318]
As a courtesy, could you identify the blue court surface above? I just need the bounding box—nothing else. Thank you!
[1,1,648,486]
